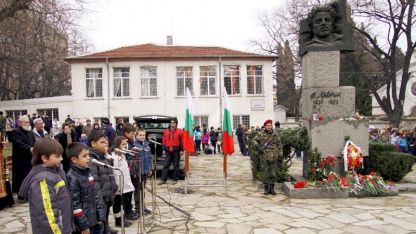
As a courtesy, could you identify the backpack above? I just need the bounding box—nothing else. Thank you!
[204,147,212,154]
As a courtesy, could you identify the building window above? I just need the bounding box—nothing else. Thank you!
[140,66,157,96]
[86,68,103,98]
[232,115,250,130]
[247,65,263,95]
[200,66,216,96]
[194,115,208,128]
[176,66,193,96]
[113,67,130,97]
[224,65,240,95]
[37,109,59,120]
[6,110,27,122]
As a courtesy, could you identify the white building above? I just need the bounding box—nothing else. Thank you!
[0,43,275,129]
[372,53,416,116]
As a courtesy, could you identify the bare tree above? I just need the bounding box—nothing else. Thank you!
[251,0,327,120]
[350,0,415,127]
[0,0,90,100]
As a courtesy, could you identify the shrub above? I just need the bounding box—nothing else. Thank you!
[364,150,414,182]
[369,142,396,155]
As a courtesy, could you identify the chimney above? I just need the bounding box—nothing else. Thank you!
[166,35,173,46]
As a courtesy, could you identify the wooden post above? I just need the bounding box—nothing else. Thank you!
[185,151,190,177]
[185,151,189,194]
[223,153,227,179]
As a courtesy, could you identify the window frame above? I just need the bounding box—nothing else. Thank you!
[232,115,250,130]
[113,67,130,97]
[223,65,240,96]
[6,110,27,122]
[193,115,209,128]
[176,66,193,96]
[140,66,158,97]
[246,65,264,95]
[199,66,217,96]
[37,108,59,120]
[86,68,103,98]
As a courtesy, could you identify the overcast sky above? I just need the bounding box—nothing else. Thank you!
[82,0,282,53]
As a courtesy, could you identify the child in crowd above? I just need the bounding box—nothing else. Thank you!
[133,128,153,215]
[88,130,118,234]
[66,142,105,234]
[79,133,88,145]
[111,136,137,226]
[122,123,141,218]
[18,138,75,234]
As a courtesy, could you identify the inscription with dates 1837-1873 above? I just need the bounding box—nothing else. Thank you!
[310,91,341,109]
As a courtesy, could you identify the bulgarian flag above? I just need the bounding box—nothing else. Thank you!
[222,88,234,155]
[183,87,195,154]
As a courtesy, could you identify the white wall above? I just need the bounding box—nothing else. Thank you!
[0,57,274,128]
[372,54,416,116]
[0,96,73,121]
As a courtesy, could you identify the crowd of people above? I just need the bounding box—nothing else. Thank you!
[369,126,416,155]
[6,113,154,234]
[3,111,286,233]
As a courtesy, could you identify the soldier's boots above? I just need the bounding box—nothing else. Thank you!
[264,184,270,195]
[269,184,276,195]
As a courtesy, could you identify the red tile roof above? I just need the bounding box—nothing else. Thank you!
[66,43,274,62]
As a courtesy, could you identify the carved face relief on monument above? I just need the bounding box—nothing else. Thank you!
[312,11,334,40]
[298,0,354,56]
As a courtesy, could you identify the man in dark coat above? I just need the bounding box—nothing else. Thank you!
[8,115,35,193]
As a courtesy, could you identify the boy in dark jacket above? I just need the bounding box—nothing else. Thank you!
[88,130,118,234]
[18,138,75,234]
[66,142,105,234]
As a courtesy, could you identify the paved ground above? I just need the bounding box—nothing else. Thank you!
[2,148,416,233]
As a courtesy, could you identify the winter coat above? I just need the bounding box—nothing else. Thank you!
[18,165,75,234]
[209,130,218,142]
[162,127,183,152]
[82,124,93,137]
[201,131,209,144]
[33,128,51,141]
[66,164,105,231]
[104,124,116,147]
[9,127,35,193]
[58,131,77,172]
[194,130,202,141]
[133,140,153,175]
[89,149,118,203]
[111,152,135,194]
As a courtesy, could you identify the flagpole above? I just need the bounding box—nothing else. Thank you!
[223,153,227,194]
[185,151,189,194]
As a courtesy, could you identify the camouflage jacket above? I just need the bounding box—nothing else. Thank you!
[251,129,282,162]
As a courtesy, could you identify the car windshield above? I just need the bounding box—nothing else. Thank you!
[139,122,170,129]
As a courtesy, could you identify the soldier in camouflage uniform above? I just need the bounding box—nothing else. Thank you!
[247,128,260,178]
[251,119,283,195]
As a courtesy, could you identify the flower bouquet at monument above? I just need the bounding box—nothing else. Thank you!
[349,172,397,196]
[343,140,363,172]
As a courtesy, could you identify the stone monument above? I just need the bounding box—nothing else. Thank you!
[299,0,368,176]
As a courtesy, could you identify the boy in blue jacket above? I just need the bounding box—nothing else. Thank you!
[66,142,105,234]
[133,128,153,215]
[18,138,75,234]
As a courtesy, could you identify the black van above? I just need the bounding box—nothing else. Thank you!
[133,115,184,178]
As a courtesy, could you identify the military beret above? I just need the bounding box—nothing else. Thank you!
[264,119,273,126]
